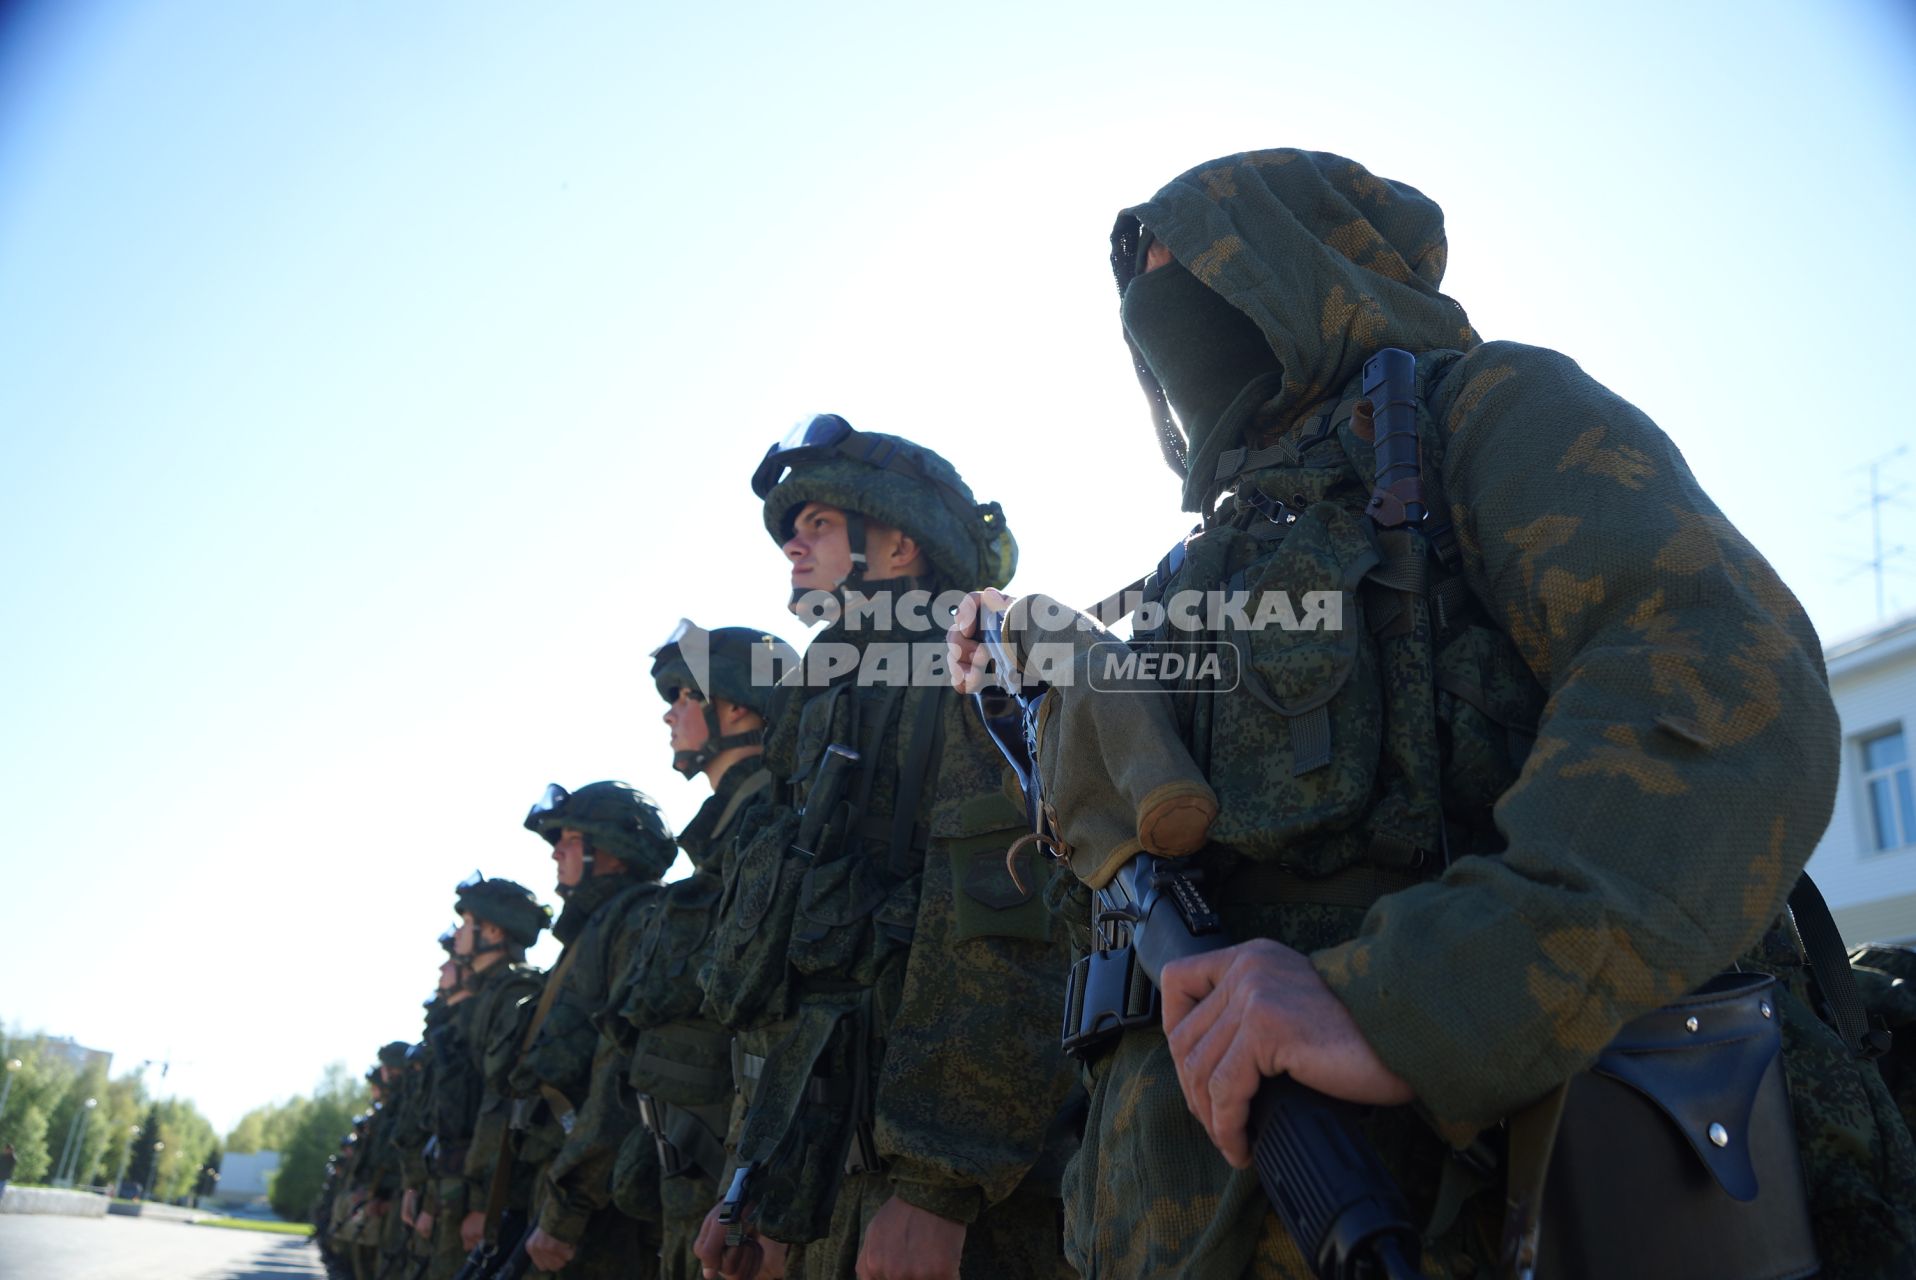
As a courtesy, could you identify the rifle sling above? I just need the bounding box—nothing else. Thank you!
[478,944,582,1245]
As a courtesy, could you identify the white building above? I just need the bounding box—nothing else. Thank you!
[1803,610,1916,946]
[205,1151,279,1211]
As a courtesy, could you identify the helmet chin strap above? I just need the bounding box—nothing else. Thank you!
[672,701,765,778]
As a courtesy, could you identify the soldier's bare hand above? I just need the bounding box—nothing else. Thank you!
[459,1209,485,1252]
[1160,938,1413,1168]
[400,1189,418,1228]
[413,1209,434,1240]
[524,1226,576,1273]
[855,1196,965,1280]
[696,1203,787,1280]
[946,589,1014,694]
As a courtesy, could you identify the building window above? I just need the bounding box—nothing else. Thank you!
[1861,726,1916,852]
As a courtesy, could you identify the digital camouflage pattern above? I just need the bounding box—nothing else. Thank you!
[758,430,1018,590]
[1053,147,1894,1277]
[514,872,662,1276]
[711,569,1077,1270]
[1851,943,1916,1137]
[616,755,770,1279]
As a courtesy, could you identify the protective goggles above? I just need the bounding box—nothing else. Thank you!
[650,618,706,679]
[750,413,946,501]
[525,783,569,831]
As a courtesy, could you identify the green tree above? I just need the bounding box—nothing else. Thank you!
[270,1063,367,1221]
[128,1107,162,1197]
[227,1096,311,1155]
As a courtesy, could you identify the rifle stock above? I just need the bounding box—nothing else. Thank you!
[974,613,1425,1280]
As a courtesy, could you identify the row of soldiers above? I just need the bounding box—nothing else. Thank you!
[308,145,1916,1280]
[309,415,1079,1280]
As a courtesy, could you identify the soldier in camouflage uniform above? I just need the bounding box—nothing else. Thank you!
[605,621,784,1279]
[342,1045,410,1280]
[411,881,544,1280]
[444,876,550,1267]
[513,781,677,1278]
[949,147,1916,1277]
[695,424,1077,1280]
[395,946,467,1280]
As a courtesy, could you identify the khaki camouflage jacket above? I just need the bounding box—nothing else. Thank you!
[1111,148,1840,1133]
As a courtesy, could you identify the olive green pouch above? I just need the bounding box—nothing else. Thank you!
[942,792,1050,941]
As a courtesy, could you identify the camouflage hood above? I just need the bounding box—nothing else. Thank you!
[1114,148,1480,511]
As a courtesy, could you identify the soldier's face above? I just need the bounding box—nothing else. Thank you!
[437,959,461,992]
[553,828,588,887]
[784,502,853,592]
[664,689,710,755]
[453,911,478,957]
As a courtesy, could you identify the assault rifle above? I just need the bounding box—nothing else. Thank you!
[450,1209,527,1280]
[973,613,1426,1280]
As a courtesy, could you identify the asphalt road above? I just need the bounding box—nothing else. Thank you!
[0,1213,328,1279]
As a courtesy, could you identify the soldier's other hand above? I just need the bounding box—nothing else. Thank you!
[855,1196,964,1280]
[524,1227,576,1273]
[400,1189,418,1228]
[946,589,1014,695]
[413,1209,434,1240]
[1160,937,1413,1168]
[459,1209,485,1252]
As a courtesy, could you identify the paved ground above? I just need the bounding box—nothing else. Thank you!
[0,1212,327,1278]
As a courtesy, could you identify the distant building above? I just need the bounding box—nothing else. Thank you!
[1804,610,1916,946]
[207,1151,279,1211]
[31,1036,112,1078]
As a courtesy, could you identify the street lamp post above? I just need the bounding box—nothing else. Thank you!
[147,1140,164,1202]
[0,1058,21,1124]
[113,1123,139,1198]
[55,1097,97,1186]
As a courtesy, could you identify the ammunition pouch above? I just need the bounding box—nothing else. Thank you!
[636,1092,730,1186]
[1515,971,1817,1280]
[734,992,875,1245]
[703,805,805,1029]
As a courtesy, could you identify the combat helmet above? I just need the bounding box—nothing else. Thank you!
[377,1041,411,1070]
[453,873,551,953]
[524,780,676,889]
[650,618,796,777]
[753,415,1016,596]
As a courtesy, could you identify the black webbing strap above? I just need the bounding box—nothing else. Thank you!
[1789,872,1891,1059]
[887,685,948,880]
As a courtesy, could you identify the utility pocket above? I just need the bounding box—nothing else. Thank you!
[1206,501,1386,874]
[941,793,1048,943]
[787,855,918,983]
[702,807,804,1029]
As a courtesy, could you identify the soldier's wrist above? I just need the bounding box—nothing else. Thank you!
[887,1177,984,1225]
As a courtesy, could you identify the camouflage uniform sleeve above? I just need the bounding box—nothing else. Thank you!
[536,899,652,1242]
[1314,341,1841,1137]
[874,701,1077,1223]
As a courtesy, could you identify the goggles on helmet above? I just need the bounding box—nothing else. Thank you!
[525,784,568,833]
[650,619,706,694]
[752,416,1007,574]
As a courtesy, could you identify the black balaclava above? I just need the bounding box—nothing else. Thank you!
[1120,254,1284,513]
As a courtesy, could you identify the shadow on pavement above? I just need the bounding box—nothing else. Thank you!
[202,1235,329,1278]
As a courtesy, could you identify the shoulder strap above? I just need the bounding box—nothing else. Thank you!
[1789,872,1892,1059]
[516,945,580,1054]
[711,767,774,842]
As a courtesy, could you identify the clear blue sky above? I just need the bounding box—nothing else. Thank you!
[1,0,1912,1134]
